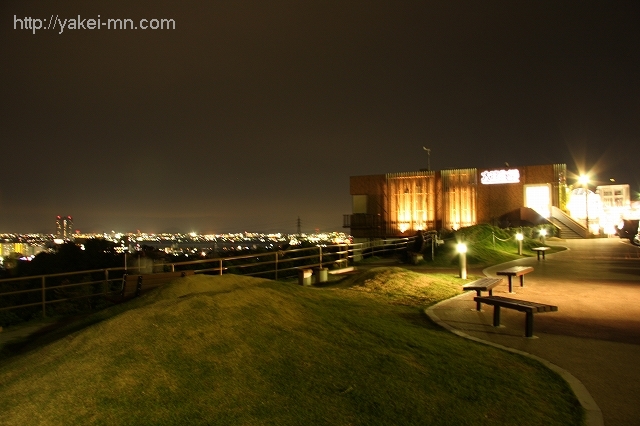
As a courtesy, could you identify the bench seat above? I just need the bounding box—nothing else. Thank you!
[473,295,558,337]
[122,271,195,299]
[531,247,551,260]
[462,278,503,310]
[496,266,534,293]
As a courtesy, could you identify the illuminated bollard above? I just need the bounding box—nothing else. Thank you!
[457,243,467,280]
[539,228,547,244]
[516,233,523,256]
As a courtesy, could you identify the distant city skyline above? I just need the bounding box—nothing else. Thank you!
[29,215,334,236]
[3,161,640,236]
[1,228,351,239]
[0,229,352,262]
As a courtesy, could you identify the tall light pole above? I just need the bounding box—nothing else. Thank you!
[578,175,590,232]
[423,147,431,171]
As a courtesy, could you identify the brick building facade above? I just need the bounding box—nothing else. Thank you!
[344,164,567,239]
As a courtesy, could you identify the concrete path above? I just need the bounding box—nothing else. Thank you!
[427,238,640,426]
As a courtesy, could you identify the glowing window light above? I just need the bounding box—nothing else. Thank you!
[525,185,551,218]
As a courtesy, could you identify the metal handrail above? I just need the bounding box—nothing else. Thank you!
[0,238,413,321]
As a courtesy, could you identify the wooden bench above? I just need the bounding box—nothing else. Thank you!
[473,295,558,337]
[462,277,503,311]
[496,266,534,293]
[531,246,551,261]
[333,258,349,269]
[121,270,195,299]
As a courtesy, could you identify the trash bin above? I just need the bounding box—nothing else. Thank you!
[298,268,313,286]
[316,268,328,284]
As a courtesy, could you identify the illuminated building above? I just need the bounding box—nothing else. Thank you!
[595,184,631,235]
[55,215,74,240]
[597,184,630,210]
[0,243,44,257]
[0,243,16,257]
[344,164,571,239]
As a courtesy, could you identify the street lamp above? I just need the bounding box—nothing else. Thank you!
[457,243,467,279]
[516,233,523,255]
[578,174,590,232]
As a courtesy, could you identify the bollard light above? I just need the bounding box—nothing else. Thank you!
[457,243,467,279]
[539,228,547,244]
[516,233,523,256]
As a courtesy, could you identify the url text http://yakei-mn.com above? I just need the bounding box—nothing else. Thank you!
[14,15,176,35]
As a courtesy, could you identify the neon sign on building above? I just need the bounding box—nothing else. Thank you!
[480,169,520,185]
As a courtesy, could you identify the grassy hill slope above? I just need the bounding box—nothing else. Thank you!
[423,224,563,268]
[0,273,582,425]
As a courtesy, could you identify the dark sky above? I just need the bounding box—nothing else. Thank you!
[2,1,639,234]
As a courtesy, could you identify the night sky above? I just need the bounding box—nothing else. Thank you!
[2,1,639,234]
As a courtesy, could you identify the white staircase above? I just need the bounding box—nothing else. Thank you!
[549,206,587,239]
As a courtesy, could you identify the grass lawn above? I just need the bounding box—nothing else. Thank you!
[421,224,566,268]
[0,270,583,425]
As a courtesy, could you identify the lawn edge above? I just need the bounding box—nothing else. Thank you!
[425,291,602,426]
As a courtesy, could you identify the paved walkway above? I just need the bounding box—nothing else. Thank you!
[426,238,640,426]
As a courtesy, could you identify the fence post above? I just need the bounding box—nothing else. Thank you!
[41,276,46,318]
[319,246,323,268]
[275,251,278,280]
[104,269,109,295]
[431,237,435,261]
[219,259,223,275]
[171,263,175,272]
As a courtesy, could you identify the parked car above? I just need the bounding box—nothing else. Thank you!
[616,219,640,244]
